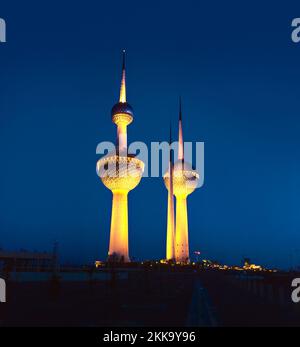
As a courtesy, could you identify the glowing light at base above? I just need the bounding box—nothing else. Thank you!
[109,190,129,261]
[175,195,189,261]
[166,183,175,260]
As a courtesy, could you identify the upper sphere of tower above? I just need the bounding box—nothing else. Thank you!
[111,102,134,122]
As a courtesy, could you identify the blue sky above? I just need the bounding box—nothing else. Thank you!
[0,0,300,268]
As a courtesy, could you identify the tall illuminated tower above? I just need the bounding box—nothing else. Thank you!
[172,99,199,263]
[163,125,175,261]
[97,51,144,262]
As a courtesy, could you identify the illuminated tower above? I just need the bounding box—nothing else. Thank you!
[163,124,175,261]
[173,99,199,263]
[97,51,144,262]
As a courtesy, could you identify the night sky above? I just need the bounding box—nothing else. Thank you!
[1,1,300,269]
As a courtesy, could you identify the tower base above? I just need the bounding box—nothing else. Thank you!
[175,196,190,263]
[108,190,130,263]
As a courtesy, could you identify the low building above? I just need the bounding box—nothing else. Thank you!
[0,250,54,273]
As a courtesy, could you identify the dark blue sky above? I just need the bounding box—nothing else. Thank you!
[1,1,300,269]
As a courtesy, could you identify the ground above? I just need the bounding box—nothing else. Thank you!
[1,268,299,327]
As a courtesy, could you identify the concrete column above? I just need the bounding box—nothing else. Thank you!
[108,190,130,262]
[117,123,127,156]
[175,196,189,263]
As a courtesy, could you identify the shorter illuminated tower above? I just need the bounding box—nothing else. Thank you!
[163,124,175,261]
[173,99,199,263]
[97,51,144,262]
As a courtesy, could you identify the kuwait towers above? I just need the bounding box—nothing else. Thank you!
[164,99,199,263]
[97,51,144,262]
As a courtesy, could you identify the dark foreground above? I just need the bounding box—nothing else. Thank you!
[0,268,299,327]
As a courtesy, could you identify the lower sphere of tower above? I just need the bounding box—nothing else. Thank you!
[164,160,199,197]
[97,154,144,192]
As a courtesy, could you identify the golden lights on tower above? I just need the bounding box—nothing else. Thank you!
[97,54,200,264]
[97,51,144,262]
[164,98,199,264]
[164,124,175,261]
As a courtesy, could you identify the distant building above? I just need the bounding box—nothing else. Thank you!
[0,250,54,273]
[243,258,262,271]
[244,258,251,268]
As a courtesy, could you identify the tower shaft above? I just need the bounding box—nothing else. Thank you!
[166,123,175,260]
[166,163,175,260]
[108,190,129,262]
[175,195,189,262]
[117,121,128,154]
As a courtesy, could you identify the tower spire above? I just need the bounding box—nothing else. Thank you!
[119,50,126,103]
[178,96,184,161]
[179,96,182,121]
[169,121,172,162]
